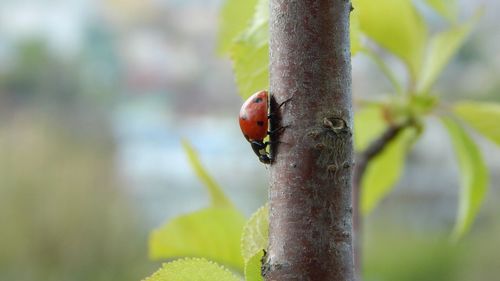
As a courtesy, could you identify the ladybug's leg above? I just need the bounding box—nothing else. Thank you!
[278,96,293,108]
[268,125,289,136]
[267,96,293,119]
[266,95,293,164]
[263,140,281,146]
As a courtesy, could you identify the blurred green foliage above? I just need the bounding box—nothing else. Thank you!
[149,142,246,270]
[225,0,270,100]
[0,41,77,103]
[180,140,234,208]
[0,39,153,281]
[144,144,268,280]
[149,207,245,270]
[364,231,460,281]
[355,0,428,79]
[148,142,246,272]
[0,112,154,281]
[363,218,500,281]
[453,101,500,145]
[442,117,488,240]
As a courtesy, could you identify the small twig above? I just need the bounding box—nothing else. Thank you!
[355,123,407,180]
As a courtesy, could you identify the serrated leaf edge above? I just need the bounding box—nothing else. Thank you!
[241,204,269,263]
[143,257,238,281]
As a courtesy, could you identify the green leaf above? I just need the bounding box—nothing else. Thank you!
[409,94,438,116]
[230,0,269,99]
[149,207,246,271]
[361,129,415,214]
[355,0,427,79]
[354,105,387,151]
[182,139,233,207]
[425,0,458,22]
[144,258,240,281]
[245,251,264,281]
[241,205,268,281]
[453,101,500,145]
[241,204,269,263]
[441,117,488,240]
[218,0,259,55]
[417,17,477,93]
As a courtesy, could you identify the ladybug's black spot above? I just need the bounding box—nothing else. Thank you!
[256,121,265,126]
[254,97,263,103]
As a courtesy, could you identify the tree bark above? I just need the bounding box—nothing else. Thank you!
[265,1,354,280]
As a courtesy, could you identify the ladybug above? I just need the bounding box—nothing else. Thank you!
[239,90,289,164]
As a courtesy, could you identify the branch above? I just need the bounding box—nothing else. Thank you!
[353,120,413,188]
[266,0,354,280]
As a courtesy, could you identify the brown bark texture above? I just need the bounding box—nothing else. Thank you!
[265,0,354,280]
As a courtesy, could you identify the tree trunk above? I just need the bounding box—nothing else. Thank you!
[265,0,355,280]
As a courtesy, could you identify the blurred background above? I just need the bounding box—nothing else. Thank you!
[0,0,498,280]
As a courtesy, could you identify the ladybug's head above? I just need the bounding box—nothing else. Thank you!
[250,140,271,164]
[258,154,271,164]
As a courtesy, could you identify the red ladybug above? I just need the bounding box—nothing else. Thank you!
[239,90,272,164]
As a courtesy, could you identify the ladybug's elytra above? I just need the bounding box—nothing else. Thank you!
[239,90,272,164]
[239,90,291,164]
